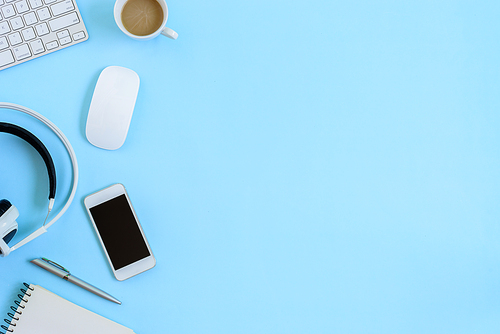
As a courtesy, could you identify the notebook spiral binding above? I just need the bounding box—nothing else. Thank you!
[1,283,33,334]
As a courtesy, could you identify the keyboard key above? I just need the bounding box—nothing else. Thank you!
[1,4,15,18]
[10,16,24,30]
[12,43,31,60]
[44,0,57,3]
[0,21,11,35]
[37,7,50,20]
[28,0,43,9]
[34,22,49,35]
[56,29,69,39]
[72,30,85,40]
[48,12,79,31]
[29,38,44,54]
[0,49,14,67]
[50,0,73,16]
[24,12,38,25]
[15,0,29,14]
[21,26,35,40]
[59,36,70,45]
[8,31,21,45]
[0,36,8,49]
[45,39,57,49]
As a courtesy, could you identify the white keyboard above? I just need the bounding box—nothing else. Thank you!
[0,0,88,71]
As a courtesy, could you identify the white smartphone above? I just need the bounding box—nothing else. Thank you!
[84,183,156,281]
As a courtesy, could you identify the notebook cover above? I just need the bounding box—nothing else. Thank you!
[7,284,134,334]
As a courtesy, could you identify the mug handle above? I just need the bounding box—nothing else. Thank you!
[161,27,178,40]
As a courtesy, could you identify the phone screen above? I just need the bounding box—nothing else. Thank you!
[89,194,151,270]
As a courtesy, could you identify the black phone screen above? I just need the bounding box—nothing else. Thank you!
[89,194,151,270]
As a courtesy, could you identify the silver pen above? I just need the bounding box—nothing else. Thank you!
[30,257,122,305]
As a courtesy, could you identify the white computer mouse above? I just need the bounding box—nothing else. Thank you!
[86,66,140,150]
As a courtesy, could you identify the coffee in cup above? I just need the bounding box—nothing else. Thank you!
[114,0,178,40]
[121,0,164,36]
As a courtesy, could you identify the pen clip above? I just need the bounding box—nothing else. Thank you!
[42,257,71,276]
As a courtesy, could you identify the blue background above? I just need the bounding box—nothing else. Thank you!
[1,0,500,333]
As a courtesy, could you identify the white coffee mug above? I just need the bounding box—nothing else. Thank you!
[114,0,178,40]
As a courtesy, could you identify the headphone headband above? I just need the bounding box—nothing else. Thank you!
[0,122,57,200]
[0,103,79,255]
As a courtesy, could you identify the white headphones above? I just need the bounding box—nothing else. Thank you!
[0,102,78,257]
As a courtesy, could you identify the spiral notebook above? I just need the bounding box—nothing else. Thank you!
[2,284,135,334]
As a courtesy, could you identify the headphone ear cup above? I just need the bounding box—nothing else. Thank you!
[0,199,12,216]
[0,237,10,257]
[0,199,19,249]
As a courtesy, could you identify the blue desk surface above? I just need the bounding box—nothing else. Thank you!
[1,1,500,333]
